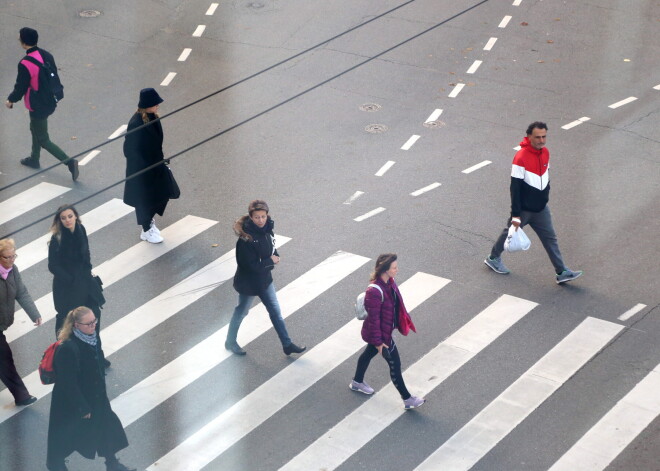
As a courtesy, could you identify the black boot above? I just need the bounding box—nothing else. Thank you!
[67,158,79,181]
[283,342,306,356]
[105,456,136,471]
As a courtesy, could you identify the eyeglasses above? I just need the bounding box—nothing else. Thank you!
[1,254,17,261]
[76,319,98,327]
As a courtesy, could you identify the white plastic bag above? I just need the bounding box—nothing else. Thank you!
[504,225,531,252]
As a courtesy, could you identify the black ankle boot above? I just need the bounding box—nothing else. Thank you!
[283,342,306,356]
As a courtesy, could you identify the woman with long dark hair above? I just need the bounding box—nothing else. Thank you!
[47,306,135,471]
[350,253,425,409]
[48,204,108,367]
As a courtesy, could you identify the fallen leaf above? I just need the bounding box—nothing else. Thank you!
[521,21,529,26]
[70,136,77,140]
[467,82,475,86]
[449,71,456,75]
[211,244,219,247]
[623,58,631,62]
[449,83,456,86]
[553,58,561,63]
[547,40,554,44]
[554,18,561,21]
[465,47,473,51]
[537,60,545,63]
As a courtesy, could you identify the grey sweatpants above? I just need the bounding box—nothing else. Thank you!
[490,205,566,274]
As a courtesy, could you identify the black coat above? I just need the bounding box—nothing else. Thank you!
[233,217,279,296]
[48,224,97,317]
[47,336,128,462]
[122,112,170,208]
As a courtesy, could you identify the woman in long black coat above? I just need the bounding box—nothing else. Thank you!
[122,87,171,244]
[48,204,108,367]
[47,306,135,471]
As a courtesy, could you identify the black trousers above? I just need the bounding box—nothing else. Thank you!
[0,331,31,402]
[135,201,167,231]
[353,340,411,400]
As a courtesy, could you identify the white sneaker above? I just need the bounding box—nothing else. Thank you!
[140,227,163,244]
[150,219,161,235]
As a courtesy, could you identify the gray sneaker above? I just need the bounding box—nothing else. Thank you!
[484,256,510,274]
[349,380,374,395]
[556,269,583,284]
[403,395,425,410]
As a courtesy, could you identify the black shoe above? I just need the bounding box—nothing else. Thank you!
[225,341,246,356]
[68,159,79,181]
[106,460,136,471]
[283,342,306,356]
[20,157,40,169]
[103,358,112,369]
[47,461,69,471]
[15,395,37,406]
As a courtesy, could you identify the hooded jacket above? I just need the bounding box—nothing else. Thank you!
[510,136,550,217]
[360,277,410,347]
[232,216,280,296]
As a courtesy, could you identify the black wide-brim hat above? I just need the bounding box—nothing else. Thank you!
[138,88,164,108]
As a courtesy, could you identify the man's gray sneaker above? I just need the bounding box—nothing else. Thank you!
[484,256,510,274]
[556,269,583,284]
[349,380,374,395]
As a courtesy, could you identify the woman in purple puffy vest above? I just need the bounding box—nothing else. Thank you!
[350,253,425,409]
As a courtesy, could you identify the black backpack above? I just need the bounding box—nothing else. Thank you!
[23,55,64,116]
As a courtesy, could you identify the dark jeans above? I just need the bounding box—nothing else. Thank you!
[226,283,292,347]
[490,205,566,274]
[354,339,411,400]
[0,332,31,402]
[29,114,70,163]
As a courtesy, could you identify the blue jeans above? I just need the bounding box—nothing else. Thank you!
[226,283,292,347]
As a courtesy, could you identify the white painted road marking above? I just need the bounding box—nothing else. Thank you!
[466,60,482,74]
[177,48,192,61]
[415,317,623,471]
[411,182,441,196]
[79,149,101,166]
[425,109,443,123]
[6,216,217,344]
[375,160,395,176]
[548,362,660,471]
[401,135,421,150]
[499,15,512,28]
[608,96,637,109]
[108,124,127,139]
[618,303,646,321]
[484,37,498,51]
[654,84,660,90]
[17,199,133,271]
[282,294,536,471]
[192,25,206,37]
[561,117,591,130]
[120,250,366,434]
[206,3,219,15]
[354,207,385,222]
[462,160,492,174]
[448,83,465,98]
[343,191,364,205]
[160,72,177,86]
[513,0,522,5]
[0,182,69,226]
[149,272,448,471]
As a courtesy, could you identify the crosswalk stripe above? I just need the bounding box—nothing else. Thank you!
[17,199,133,271]
[146,271,449,471]
[0,182,70,226]
[548,362,660,471]
[6,215,217,344]
[114,250,369,430]
[414,317,624,471]
[0,236,287,424]
[281,294,536,471]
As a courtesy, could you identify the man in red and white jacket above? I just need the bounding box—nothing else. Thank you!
[484,121,582,284]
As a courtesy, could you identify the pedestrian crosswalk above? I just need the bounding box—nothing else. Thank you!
[1,190,658,471]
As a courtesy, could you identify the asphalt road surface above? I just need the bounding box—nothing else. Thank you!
[0,0,658,470]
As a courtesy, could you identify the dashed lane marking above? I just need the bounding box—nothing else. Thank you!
[618,303,646,321]
[654,84,660,90]
[513,0,522,6]
[499,15,512,28]
[161,72,177,86]
[206,3,219,15]
[108,124,127,139]
[343,191,364,205]
[466,60,482,74]
[425,109,443,123]
[484,37,497,51]
[462,160,492,174]
[193,25,206,37]
[401,135,420,150]
[178,48,192,61]
[411,182,441,196]
[561,117,591,130]
[375,161,395,176]
[79,150,101,166]
[354,207,385,222]
[608,96,637,109]
[448,83,465,98]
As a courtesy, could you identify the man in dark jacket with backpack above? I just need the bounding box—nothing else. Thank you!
[5,27,78,181]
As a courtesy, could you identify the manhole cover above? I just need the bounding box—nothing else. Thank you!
[359,103,382,112]
[365,124,388,134]
[423,120,446,128]
[79,10,101,17]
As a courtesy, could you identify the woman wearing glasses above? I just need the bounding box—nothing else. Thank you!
[48,204,108,367]
[225,200,306,356]
[0,238,42,407]
[46,306,135,471]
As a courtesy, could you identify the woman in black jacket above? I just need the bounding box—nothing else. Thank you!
[48,204,108,367]
[225,200,305,356]
[47,306,134,471]
[122,88,171,244]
